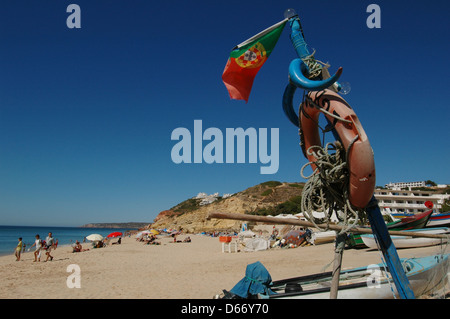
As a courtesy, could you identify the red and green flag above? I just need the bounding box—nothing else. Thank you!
[222,19,287,102]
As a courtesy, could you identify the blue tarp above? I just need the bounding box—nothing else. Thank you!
[230,261,275,298]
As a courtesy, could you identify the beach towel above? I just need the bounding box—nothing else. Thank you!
[230,261,275,298]
[243,237,269,252]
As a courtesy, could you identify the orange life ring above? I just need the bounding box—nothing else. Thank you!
[299,89,375,209]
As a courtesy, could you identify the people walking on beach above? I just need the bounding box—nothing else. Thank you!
[30,234,42,262]
[45,232,54,262]
[15,237,23,261]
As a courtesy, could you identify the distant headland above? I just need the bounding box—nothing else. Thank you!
[80,222,150,229]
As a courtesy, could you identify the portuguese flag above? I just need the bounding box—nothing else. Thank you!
[222,19,287,102]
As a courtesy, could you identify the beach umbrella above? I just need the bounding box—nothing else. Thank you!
[107,231,123,238]
[150,229,159,235]
[86,234,104,242]
[135,230,151,238]
[135,231,144,238]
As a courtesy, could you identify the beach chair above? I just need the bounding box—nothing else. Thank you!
[220,236,238,253]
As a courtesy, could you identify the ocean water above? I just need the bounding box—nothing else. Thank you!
[0,225,137,257]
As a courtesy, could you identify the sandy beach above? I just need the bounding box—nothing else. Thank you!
[0,233,448,299]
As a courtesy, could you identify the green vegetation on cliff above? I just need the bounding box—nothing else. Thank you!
[80,222,149,229]
[248,195,303,216]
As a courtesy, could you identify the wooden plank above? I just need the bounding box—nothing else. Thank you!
[207,211,449,239]
[330,233,346,299]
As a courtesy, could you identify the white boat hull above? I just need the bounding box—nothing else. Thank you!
[428,219,450,227]
[427,214,450,227]
[361,228,449,249]
[309,231,336,245]
[260,254,449,299]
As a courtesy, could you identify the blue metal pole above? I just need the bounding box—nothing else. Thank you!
[366,196,415,299]
[288,18,310,59]
[285,15,343,92]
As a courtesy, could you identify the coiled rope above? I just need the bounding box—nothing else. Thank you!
[300,141,367,234]
[301,50,330,79]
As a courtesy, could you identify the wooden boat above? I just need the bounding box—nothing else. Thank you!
[258,254,449,299]
[394,209,434,229]
[391,212,413,219]
[360,227,449,249]
[427,212,450,228]
[393,212,450,228]
[347,209,434,248]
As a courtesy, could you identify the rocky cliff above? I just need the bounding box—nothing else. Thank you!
[80,222,151,229]
[151,181,305,233]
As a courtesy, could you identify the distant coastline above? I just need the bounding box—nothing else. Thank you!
[80,222,150,229]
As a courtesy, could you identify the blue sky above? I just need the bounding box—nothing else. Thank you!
[1,1,449,226]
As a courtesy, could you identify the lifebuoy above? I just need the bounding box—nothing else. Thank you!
[299,89,375,209]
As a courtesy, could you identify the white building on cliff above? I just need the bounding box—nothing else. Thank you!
[374,188,449,214]
[195,192,234,206]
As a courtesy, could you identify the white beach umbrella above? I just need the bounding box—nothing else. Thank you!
[135,230,152,238]
[86,234,104,242]
[135,231,146,238]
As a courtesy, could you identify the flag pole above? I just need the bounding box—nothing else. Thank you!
[234,18,288,50]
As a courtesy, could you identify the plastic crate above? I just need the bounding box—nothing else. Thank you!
[219,236,232,243]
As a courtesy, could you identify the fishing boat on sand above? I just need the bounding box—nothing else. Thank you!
[347,209,434,248]
[427,212,450,228]
[217,255,449,299]
[360,227,450,249]
[391,209,434,229]
[392,211,450,228]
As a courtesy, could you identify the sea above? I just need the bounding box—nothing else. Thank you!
[0,225,138,257]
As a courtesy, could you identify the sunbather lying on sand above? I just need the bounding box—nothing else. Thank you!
[73,241,89,253]
[183,236,191,243]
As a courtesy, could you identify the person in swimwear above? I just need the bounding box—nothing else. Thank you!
[45,232,54,262]
[73,240,89,252]
[15,237,23,261]
[30,234,42,262]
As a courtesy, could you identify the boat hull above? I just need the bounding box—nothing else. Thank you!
[427,212,450,227]
[389,209,433,230]
[260,254,449,299]
[360,228,449,249]
[347,209,433,248]
[309,231,336,245]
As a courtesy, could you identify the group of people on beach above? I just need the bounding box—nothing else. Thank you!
[15,232,57,262]
[73,236,122,252]
[135,231,192,245]
[137,234,159,245]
